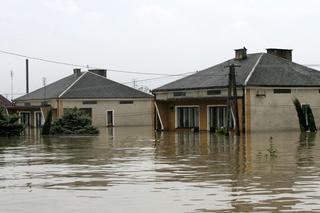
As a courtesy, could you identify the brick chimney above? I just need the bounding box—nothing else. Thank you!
[73,68,81,77]
[266,48,292,61]
[235,47,247,60]
[89,69,107,78]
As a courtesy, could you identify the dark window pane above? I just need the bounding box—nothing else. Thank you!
[83,101,97,105]
[119,100,133,104]
[173,92,186,97]
[207,90,221,95]
[273,89,291,94]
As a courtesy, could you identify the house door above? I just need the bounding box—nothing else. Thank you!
[106,110,114,127]
[208,106,228,132]
[20,112,31,126]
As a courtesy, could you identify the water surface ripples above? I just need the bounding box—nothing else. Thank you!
[1,127,320,212]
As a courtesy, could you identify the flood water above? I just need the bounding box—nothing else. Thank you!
[1,127,320,212]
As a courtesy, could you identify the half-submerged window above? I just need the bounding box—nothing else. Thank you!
[119,100,133,104]
[207,90,221,95]
[273,89,291,94]
[208,106,230,131]
[176,107,199,128]
[173,91,186,97]
[83,100,97,105]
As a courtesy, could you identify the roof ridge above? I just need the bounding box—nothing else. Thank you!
[244,53,264,86]
[58,72,86,98]
[85,71,153,97]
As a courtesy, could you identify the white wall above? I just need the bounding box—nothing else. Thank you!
[249,87,320,132]
[63,99,154,127]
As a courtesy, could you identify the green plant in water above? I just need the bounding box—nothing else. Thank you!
[215,127,228,135]
[292,97,307,132]
[267,142,277,158]
[0,107,24,136]
[292,97,317,132]
[50,107,99,135]
[302,104,317,132]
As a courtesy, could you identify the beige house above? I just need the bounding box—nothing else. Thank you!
[152,48,320,132]
[11,69,154,127]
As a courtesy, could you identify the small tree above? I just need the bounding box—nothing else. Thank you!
[50,107,99,135]
[0,107,24,136]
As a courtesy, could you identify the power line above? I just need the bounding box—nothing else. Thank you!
[0,49,191,77]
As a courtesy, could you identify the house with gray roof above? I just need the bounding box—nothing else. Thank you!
[11,69,154,127]
[0,95,12,108]
[152,48,320,132]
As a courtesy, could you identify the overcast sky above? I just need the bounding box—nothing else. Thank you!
[1,0,320,98]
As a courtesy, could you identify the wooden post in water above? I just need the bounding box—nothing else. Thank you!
[227,64,241,135]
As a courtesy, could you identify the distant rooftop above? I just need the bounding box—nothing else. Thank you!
[16,71,153,101]
[0,95,13,107]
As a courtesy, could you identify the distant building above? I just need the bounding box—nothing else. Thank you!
[152,48,320,132]
[10,69,154,128]
[0,95,12,108]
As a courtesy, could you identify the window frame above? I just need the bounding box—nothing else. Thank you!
[175,105,200,129]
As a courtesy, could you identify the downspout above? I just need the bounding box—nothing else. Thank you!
[242,87,246,133]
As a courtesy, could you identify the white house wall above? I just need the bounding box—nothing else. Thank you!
[249,87,320,132]
[156,89,243,101]
[62,99,154,127]
[15,99,57,108]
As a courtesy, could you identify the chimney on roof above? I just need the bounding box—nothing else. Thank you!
[235,47,247,60]
[266,48,292,61]
[89,69,107,78]
[73,68,81,77]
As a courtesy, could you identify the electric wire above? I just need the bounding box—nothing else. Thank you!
[2,49,320,87]
[0,49,197,77]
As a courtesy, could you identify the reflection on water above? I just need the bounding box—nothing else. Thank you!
[1,127,320,212]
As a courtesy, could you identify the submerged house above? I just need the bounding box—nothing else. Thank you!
[152,48,320,132]
[10,69,154,127]
[0,95,13,108]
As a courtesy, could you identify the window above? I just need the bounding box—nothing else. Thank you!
[79,108,92,118]
[208,106,229,131]
[207,90,221,95]
[34,112,42,127]
[273,89,291,94]
[119,100,133,104]
[82,101,97,105]
[106,110,114,127]
[176,107,199,128]
[24,102,31,106]
[20,112,31,126]
[173,91,186,97]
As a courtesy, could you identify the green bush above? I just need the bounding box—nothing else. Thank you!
[50,107,99,135]
[0,107,24,136]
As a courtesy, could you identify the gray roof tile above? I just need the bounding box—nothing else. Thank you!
[15,72,153,101]
[153,53,320,92]
[61,72,153,99]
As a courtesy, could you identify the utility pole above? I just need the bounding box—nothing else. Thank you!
[10,70,13,101]
[133,79,137,89]
[227,63,241,136]
[43,77,46,104]
[26,59,29,94]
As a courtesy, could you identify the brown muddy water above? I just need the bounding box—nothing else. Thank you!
[1,127,320,212]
